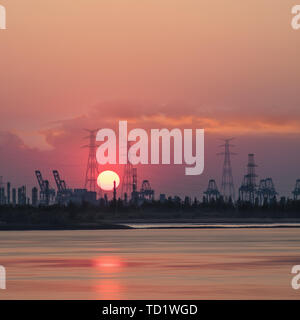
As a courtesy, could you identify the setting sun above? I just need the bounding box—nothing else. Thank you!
[97,170,120,191]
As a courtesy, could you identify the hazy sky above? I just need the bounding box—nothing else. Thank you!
[0,0,299,197]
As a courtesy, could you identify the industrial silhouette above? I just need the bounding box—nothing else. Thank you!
[257,178,277,205]
[0,136,299,216]
[35,170,55,206]
[140,180,155,202]
[204,180,220,202]
[293,179,300,200]
[239,154,258,204]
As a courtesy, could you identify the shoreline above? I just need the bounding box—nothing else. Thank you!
[1,218,300,231]
[0,223,132,231]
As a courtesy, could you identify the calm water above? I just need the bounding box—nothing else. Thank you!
[0,228,300,299]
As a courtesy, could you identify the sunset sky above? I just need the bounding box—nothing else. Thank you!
[0,0,299,197]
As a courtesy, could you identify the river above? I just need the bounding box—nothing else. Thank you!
[0,228,299,299]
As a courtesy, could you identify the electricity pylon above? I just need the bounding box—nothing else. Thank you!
[82,129,101,197]
[218,138,236,202]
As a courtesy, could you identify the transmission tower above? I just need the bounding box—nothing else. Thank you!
[121,142,135,200]
[121,162,134,200]
[239,154,258,204]
[218,138,236,202]
[82,129,101,196]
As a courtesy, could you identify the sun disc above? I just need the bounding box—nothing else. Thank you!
[97,170,120,191]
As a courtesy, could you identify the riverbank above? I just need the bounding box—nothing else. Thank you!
[1,217,300,231]
[0,223,132,231]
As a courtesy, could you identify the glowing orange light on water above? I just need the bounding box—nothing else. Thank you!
[94,279,123,300]
[93,256,124,273]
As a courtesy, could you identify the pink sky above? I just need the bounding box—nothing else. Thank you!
[0,0,299,197]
